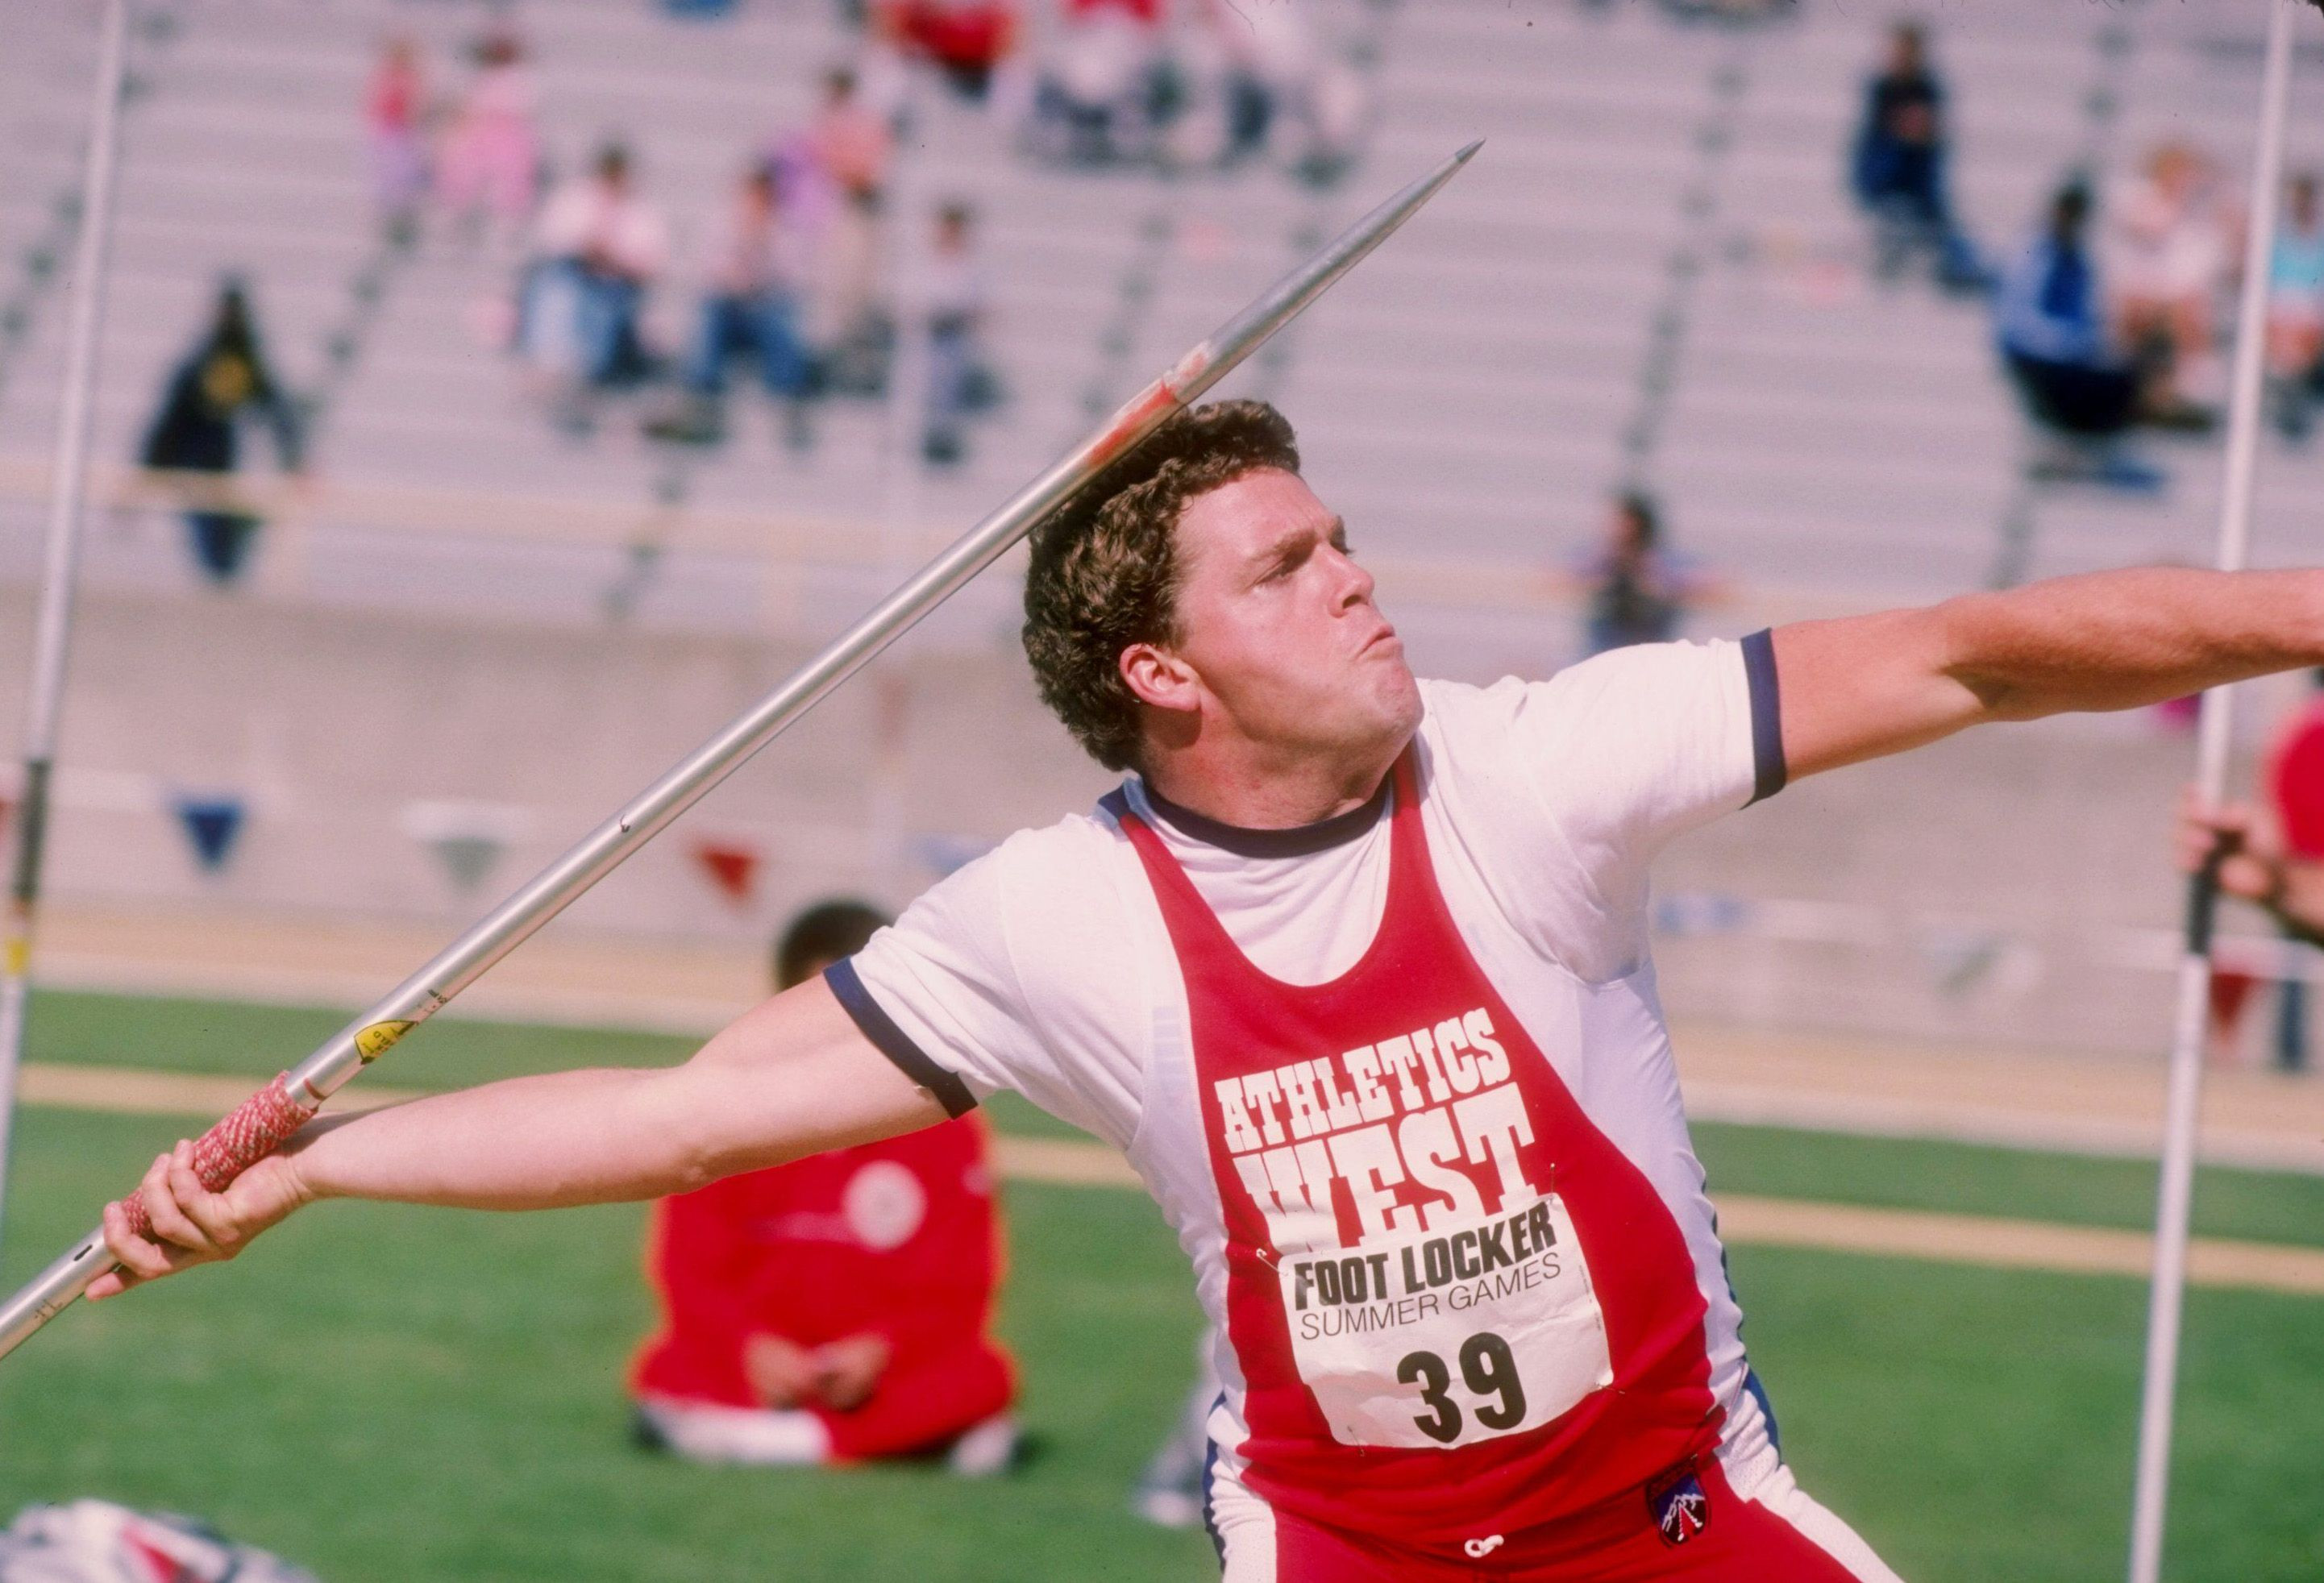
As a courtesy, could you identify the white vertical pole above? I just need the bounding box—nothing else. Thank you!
[2126,3,2297,1579]
[0,0,134,1257]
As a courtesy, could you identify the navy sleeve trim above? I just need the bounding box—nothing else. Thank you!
[1741,628,1787,806]
[823,958,979,1119]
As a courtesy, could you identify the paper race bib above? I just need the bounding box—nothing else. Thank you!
[1278,1191,1612,1450]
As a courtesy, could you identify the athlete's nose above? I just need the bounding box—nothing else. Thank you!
[1328,542,1375,610]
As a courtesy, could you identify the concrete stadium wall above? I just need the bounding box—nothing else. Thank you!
[1,582,2289,1061]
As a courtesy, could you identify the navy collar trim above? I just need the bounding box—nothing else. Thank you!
[1135,775,1391,859]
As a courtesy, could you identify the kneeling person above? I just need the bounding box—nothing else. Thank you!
[631,900,1017,1473]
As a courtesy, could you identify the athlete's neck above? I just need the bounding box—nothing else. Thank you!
[1140,737,1403,829]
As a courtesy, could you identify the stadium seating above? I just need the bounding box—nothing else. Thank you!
[2,0,2323,1057]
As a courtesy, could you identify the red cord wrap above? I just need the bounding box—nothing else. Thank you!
[114,1073,312,1240]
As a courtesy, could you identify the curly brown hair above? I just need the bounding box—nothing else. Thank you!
[1021,400,1301,772]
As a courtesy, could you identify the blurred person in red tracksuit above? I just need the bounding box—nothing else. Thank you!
[2179,673,2324,1072]
[631,900,1018,1471]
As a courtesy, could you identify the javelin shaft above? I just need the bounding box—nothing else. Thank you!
[0,0,132,1257]
[2127,6,2297,1581]
[0,140,1480,1362]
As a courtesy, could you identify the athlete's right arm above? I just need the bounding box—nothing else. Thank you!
[91,975,950,1299]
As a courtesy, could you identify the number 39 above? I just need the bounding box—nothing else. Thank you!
[1396,1332,1528,1444]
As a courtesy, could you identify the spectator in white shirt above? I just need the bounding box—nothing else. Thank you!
[917,202,994,466]
[518,143,670,405]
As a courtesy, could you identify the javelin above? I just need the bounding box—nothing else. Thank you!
[0,139,1482,1362]
[2127,4,2301,1581]
[0,0,132,1257]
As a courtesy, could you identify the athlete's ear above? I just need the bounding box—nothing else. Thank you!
[1120,642,1204,717]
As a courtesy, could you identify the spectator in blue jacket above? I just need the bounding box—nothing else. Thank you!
[1994,182,2158,489]
[1850,23,1985,293]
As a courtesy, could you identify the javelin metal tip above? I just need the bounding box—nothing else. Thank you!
[1455,139,1485,162]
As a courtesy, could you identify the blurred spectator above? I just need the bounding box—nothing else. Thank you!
[1995,182,2160,490]
[2267,172,2324,438]
[1581,492,1690,657]
[631,901,1018,1472]
[916,202,999,465]
[1848,23,1985,293]
[436,30,540,246]
[2109,143,2230,430]
[518,143,670,417]
[363,35,429,247]
[1027,0,1166,167]
[1176,0,1365,185]
[806,65,896,206]
[881,0,1021,104]
[2262,676,2324,1070]
[2179,688,2324,1077]
[792,69,896,393]
[644,164,816,450]
[140,282,304,585]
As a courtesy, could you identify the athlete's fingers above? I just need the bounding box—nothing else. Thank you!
[160,1143,229,1258]
[133,1143,220,1261]
[96,1195,170,1290]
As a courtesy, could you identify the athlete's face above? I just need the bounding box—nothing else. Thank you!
[1125,467,1421,780]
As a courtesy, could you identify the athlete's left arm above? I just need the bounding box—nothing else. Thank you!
[1772,567,2324,779]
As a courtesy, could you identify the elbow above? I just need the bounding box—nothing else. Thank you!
[1930,594,2039,722]
[667,1145,722,1197]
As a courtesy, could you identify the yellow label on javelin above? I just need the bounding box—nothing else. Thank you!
[354,1020,416,1062]
[3,937,27,978]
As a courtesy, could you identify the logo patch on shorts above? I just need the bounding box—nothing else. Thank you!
[1647,1466,1711,1548]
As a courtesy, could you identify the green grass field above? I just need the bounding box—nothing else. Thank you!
[1,991,2320,1581]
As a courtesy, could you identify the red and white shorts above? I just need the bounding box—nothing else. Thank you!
[1204,1428,1906,1582]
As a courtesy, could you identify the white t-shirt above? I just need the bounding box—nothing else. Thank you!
[836,636,1777,1151]
[832,634,1786,1514]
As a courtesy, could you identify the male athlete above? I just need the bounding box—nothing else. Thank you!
[99,401,2324,1578]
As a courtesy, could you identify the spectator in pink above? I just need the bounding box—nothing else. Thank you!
[792,69,896,394]
[437,29,540,246]
[363,34,428,247]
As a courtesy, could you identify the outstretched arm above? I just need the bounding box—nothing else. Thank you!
[95,976,950,1297]
[1773,567,2324,779]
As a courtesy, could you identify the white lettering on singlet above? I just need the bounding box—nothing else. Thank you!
[1209,1008,1554,1250]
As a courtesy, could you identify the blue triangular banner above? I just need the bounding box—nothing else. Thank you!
[174,796,245,871]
